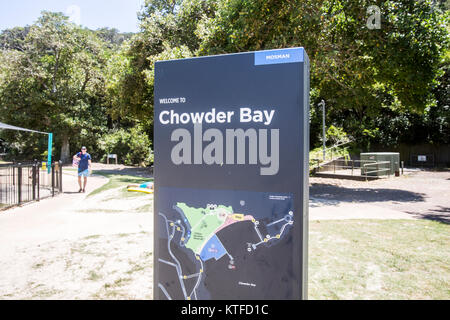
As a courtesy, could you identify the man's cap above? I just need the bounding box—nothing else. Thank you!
[81,146,87,150]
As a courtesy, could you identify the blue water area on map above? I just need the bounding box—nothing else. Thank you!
[200,234,228,261]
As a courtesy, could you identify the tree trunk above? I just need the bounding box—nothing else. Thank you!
[61,134,70,164]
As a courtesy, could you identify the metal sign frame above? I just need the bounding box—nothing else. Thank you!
[154,48,310,300]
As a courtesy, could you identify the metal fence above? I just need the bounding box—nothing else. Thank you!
[0,161,62,210]
[314,158,393,178]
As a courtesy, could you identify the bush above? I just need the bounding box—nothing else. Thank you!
[99,125,151,166]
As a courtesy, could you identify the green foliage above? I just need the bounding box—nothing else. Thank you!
[193,0,449,148]
[0,1,449,165]
[326,125,350,145]
[99,125,151,166]
[309,145,351,171]
[0,12,110,161]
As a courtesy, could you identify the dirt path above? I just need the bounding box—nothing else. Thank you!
[0,164,447,299]
[309,169,450,222]
[0,172,150,256]
[0,168,153,299]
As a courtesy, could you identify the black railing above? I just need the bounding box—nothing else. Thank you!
[0,160,63,210]
[314,158,393,178]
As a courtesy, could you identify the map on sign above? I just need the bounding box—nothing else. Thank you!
[157,187,294,300]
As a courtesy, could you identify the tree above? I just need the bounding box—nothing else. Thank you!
[0,12,110,162]
[0,26,30,51]
[105,0,217,142]
[195,0,448,147]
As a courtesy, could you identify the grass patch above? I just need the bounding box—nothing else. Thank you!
[87,270,102,281]
[136,204,153,213]
[32,262,45,269]
[0,203,10,209]
[119,187,151,198]
[126,264,146,275]
[309,219,450,299]
[113,277,132,287]
[31,287,63,299]
[83,235,101,240]
[116,233,131,238]
[88,172,152,198]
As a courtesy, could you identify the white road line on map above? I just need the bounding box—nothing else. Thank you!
[158,283,172,300]
[159,258,179,268]
[159,212,188,300]
[279,222,289,235]
[251,218,293,249]
[167,225,188,299]
[254,225,264,241]
[267,217,286,227]
[185,273,200,279]
[160,212,207,300]
[190,258,204,299]
[254,241,264,247]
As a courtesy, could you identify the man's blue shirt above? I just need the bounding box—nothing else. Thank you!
[77,152,91,172]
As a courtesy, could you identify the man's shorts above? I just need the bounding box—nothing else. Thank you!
[78,169,90,177]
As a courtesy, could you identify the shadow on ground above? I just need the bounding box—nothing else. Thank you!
[310,183,426,204]
[405,206,450,224]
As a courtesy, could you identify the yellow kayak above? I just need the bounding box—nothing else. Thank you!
[127,187,154,194]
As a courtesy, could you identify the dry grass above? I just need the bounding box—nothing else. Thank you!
[309,219,450,299]
[0,232,153,300]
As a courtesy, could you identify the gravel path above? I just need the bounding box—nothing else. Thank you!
[309,169,450,223]
[0,164,447,299]
[0,167,153,299]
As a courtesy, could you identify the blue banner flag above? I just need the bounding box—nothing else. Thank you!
[47,133,52,173]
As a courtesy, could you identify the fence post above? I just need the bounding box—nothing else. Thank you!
[17,164,22,204]
[401,161,404,175]
[32,161,37,200]
[351,161,354,176]
[51,162,55,197]
[59,160,63,193]
[37,164,40,201]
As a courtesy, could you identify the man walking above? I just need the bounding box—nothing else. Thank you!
[73,146,92,193]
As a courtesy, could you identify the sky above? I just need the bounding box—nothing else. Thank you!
[0,0,145,33]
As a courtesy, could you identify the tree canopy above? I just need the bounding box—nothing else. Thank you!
[0,1,448,164]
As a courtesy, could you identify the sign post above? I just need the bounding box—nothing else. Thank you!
[47,133,52,174]
[154,48,310,300]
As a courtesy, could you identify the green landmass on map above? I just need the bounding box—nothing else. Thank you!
[176,202,233,254]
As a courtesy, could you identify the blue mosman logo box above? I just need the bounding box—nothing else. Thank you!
[254,48,304,65]
[154,47,310,300]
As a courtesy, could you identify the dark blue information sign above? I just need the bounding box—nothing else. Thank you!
[154,48,310,300]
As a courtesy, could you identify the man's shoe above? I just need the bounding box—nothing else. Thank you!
[78,188,82,193]
[82,189,85,193]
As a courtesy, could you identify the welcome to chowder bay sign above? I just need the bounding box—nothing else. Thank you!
[154,47,310,300]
